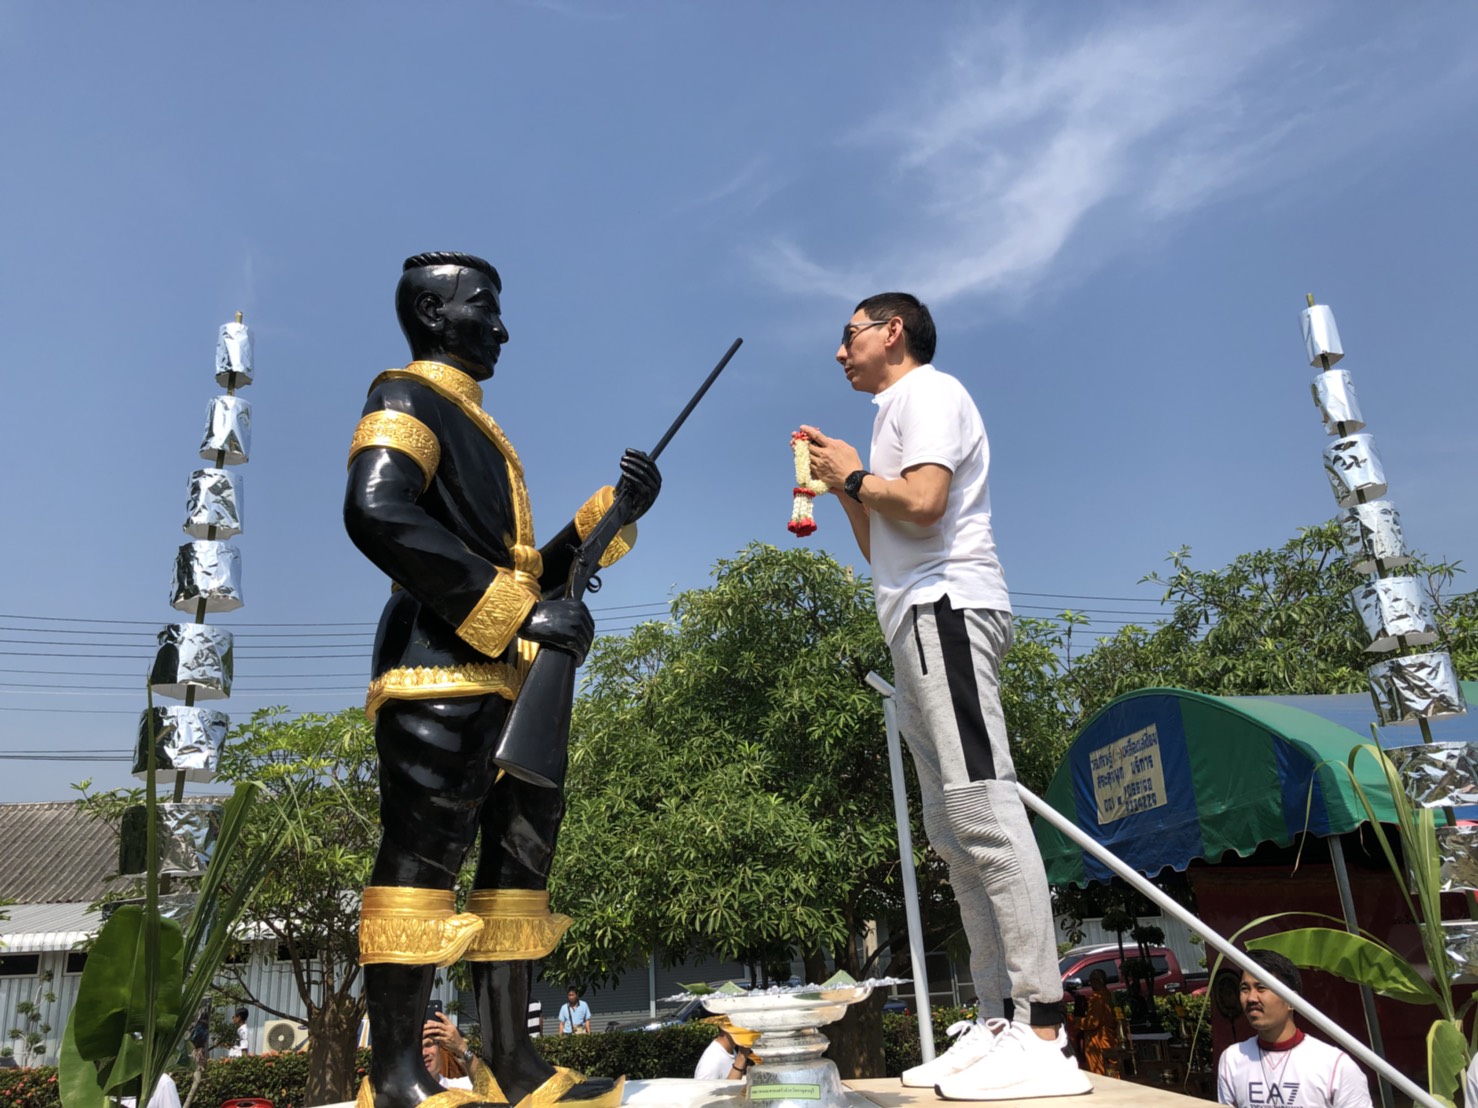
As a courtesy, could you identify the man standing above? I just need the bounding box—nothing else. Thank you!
[344,252,657,1108]
[228,1008,250,1058]
[1217,951,1372,1108]
[558,987,592,1035]
[803,292,1087,1101]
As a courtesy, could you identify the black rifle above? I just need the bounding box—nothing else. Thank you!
[493,337,743,787]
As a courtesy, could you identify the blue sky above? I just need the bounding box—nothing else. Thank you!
[2,2,1476,802]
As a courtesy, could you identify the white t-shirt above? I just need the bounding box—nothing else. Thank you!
[693,1038,739,1080]
[868,365,1010,643]
[1217,1033,1372,1107]
[439,1074,473,1090]
[228,1023,250,1057]
[120,1073,181,1108]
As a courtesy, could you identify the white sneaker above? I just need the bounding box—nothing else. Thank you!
[900,1018,1009,1088]
[934,1022,1091,1101]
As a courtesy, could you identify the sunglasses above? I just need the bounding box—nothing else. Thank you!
[841,319,891,348]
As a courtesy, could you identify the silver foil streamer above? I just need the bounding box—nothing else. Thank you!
[1324,433,1387,507]
[118,803,223,877]
[132,706,229,783]
[1435,825,1478,893]
[183,468,244,539]
[1349,577,1439,652]
[1384,743,1478,807]
[1301,303,1344,367]
[1339,501,1412,575]
[215,320,254,389]
[149,623,233,700]
[199,395,252,465]
[101,893,198,923]
[1368,652,1468,725]
[169,540,244,614]
[1311,369,1364,436]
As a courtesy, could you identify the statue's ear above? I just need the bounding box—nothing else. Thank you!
[414,290,445,333]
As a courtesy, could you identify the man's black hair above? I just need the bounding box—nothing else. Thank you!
[1246,950,1302,996]
[855,291,936,365]
[235,1006,249,1021]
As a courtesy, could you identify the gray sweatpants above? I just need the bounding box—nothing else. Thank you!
[888,596,1065,1026]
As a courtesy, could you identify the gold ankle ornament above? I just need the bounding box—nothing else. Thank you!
[358,886,485,967]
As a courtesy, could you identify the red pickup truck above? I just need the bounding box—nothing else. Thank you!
[1058,943,1207,1006]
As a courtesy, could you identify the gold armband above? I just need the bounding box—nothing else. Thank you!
[348,410,440,491]
[462,888,573,961]
[358,886,484,966]
[574,486,638,568]
[456,569,541,659]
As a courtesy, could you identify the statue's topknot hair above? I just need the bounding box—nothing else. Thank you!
[402,252,501,292]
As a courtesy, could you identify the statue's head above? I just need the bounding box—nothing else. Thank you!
[396,252,507,377]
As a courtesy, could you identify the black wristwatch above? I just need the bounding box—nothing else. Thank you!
[844,469,870,502]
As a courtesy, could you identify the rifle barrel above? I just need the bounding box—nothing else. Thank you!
[649,337,742,461]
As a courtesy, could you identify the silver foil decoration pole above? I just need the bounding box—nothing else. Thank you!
[1435,825,1478,893]
[1311,369,1364,436]
[132,706,229,783]
[1349,577,1438,653]
[1384,744,1478,807]
[118,803,223,877]
[149,623,234,700]
[1338,501,1411,575]
[1300,302,1344,367]
[199,395,252,465]
[215,319,254,388]
[183,468,244,539]
[1367,653,1467,724]
[1323,433,1387,506]
[169,540,244,614]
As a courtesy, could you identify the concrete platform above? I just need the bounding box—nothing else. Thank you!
[847,1075,1208,1106]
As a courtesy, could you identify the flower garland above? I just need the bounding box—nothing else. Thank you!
[788,430,829,538]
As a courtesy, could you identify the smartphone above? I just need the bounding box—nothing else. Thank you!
[426,1000,444,1023]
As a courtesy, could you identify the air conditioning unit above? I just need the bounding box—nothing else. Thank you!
[263,1019,309,1053]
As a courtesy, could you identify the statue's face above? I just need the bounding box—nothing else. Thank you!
[437,268,508,372]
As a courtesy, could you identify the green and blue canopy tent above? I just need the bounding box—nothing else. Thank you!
[1035,684,1478,889]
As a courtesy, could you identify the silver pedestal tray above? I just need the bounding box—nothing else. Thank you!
[698,983,884,1108]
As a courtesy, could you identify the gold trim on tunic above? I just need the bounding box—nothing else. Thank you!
[358,886,484,966]
[463,888,572,962]
[457,574,540,660]
[573,486,637,569]
[365,662,524,721]
[374,362,545,652]
[348,410,441,491]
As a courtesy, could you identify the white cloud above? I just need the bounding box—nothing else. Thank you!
[752,6,1472,305]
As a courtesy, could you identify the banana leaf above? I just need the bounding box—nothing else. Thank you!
[1248,927,1440,1006]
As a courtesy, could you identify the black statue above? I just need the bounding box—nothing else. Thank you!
[344,252,659,1108]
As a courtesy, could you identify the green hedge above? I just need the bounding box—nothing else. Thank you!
[0,1025,726,1108]
[881,1006,977,1077]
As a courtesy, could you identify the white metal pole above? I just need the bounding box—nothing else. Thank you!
[1020,782,1443,1108]
[867,672,936,1063]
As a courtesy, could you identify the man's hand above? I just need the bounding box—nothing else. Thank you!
[520,598,595,663]
[798,425,864,492]
[614,448,661,523]
[424,1012,468,1057]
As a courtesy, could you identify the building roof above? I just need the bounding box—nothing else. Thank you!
[0,901,100,952]
[0,801,119,903]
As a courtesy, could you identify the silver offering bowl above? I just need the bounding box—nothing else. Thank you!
[701,984,875,1108]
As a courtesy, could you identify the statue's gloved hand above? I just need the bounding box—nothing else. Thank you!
[614,448,661,524]
[520,597,595,663]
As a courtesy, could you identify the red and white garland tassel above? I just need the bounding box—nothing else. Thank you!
[788,430,829,537]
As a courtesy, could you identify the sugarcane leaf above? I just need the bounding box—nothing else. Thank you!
[1248,928,1438,1006]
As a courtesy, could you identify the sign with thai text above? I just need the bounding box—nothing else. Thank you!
[1090,723,1167,824]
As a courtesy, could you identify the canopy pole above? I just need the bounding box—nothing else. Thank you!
[867,671,937,1063]
[1328,835,1394,1108]
[1020,777,1443,1108]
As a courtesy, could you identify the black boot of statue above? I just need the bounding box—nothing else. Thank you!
[471,960,617,1104]
[365,963,474,1108]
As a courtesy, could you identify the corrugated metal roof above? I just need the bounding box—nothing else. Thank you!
[0,901,99,951]
[0,801,119,903]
